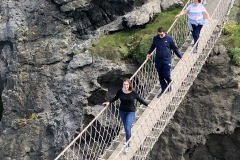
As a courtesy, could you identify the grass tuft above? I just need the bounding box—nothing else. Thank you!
[222,1,240,66]
[88,7,183,62]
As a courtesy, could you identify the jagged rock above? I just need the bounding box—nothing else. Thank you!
[60,0,91,12]
[84,105,105,117]
[161,0,184,11]
[53,0,73,5]
[122,0,161,28]
[2,0,235,160]
[102,17,125,33]
[219,44,227,55]
[213,44,227,56]
[68,51,93,69]
[113,0,183,29]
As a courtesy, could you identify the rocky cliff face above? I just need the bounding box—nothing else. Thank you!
[0,0,183,159]
[147,45,240,160]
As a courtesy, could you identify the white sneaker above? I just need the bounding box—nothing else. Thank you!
[125,146,129,152]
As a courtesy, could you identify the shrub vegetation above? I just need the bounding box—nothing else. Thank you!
[222,1,240,66]
[88,7,183,62]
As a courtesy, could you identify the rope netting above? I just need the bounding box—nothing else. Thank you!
[55,0,233,159]
[109,0,233,159]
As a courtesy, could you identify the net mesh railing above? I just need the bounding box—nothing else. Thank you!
[108,0,232,159]
[54,0,233,159]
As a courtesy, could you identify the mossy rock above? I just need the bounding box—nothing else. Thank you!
[135,34,153,63]
[229,48,240,66]
[118,46,129,58]
[73,50,80,55]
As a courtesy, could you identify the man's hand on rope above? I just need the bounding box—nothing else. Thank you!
[102,102,110,106]
[146,54,151,59]
[181,57,187,62]
[148,104,155,110]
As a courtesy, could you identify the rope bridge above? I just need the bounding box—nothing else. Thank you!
[55,0,234,159]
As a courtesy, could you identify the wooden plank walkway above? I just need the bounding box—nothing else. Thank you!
[105,18,219,160]
[53,0,232,159]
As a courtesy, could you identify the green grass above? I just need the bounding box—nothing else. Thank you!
[224,20,238,35]
[221,1,240,66]
[229,47,240,66]
[88,7,183,62]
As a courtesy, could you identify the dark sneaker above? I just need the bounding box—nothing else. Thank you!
[157,92,163,98]
[167,86,172,93]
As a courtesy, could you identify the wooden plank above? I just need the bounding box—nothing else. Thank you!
[106,19,220,160]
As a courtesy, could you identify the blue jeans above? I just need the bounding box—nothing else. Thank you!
[155,61,172,94]
[119,110,136,147]
[191,24,203,48]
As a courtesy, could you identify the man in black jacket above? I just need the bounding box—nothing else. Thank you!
[146,27,186,98]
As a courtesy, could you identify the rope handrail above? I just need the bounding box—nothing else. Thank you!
[109,0,233,159]
[54,0,233,159]
[131,0,191,80]
[55,1,192,158]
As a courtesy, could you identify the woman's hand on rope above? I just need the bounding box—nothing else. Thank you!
[207,16,212,21]
[102,102,110,106]
[205,12,212,21]
[175,10,187,19]
[175,14,180,19]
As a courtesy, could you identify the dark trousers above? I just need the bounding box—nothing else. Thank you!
[191,24,203,48]
[155,61,172,94]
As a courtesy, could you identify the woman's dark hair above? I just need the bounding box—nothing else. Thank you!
[198,0,201,3]
[123,78,134,91]
[158,27,165,33]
